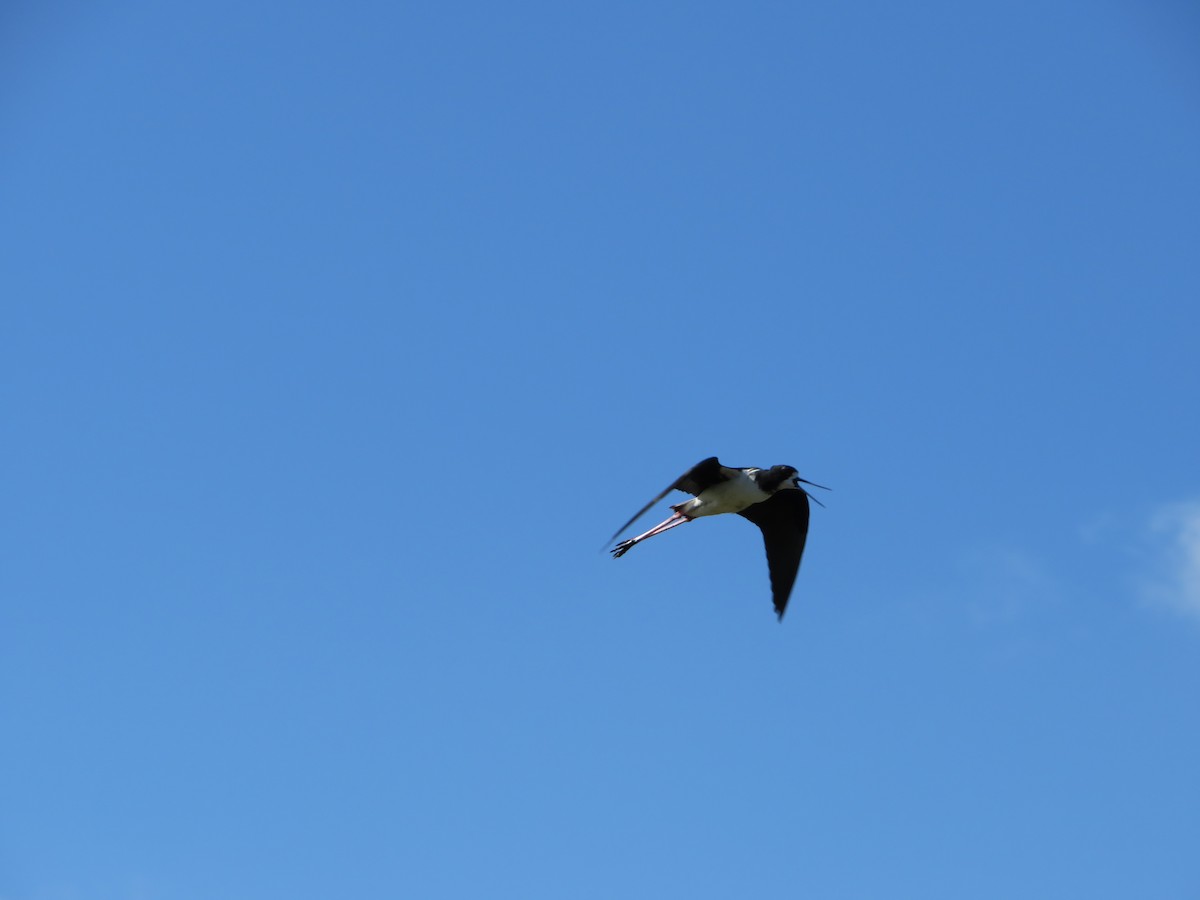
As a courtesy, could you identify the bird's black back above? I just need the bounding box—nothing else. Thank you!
[673,456,737,495]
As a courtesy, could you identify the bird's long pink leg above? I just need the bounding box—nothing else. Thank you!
[611,512,692,557]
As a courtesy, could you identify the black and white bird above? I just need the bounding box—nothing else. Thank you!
[608,457,827,621]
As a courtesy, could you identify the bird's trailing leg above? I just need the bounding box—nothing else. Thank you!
[610,511,692,558]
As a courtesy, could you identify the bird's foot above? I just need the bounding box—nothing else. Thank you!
[611,540,636,558]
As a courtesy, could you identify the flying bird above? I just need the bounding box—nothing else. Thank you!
[608,456,827,620]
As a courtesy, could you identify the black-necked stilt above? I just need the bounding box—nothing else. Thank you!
[608,456,827,621]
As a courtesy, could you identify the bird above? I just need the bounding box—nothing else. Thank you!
[608,456,827,621]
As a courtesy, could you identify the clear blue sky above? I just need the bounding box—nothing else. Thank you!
[3,2,1199,898]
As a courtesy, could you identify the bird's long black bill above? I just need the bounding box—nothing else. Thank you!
[798,478,830,508]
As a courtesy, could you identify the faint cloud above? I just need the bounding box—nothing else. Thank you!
[1141,500,1200,621]
[958,544,1060,626]
[1078,510,1120,544]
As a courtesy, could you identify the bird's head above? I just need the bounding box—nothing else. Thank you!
[770,465,831,507]
[775,465,799,485]
[757,465,798,493]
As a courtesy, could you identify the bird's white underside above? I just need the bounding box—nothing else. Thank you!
[674,469,769,518]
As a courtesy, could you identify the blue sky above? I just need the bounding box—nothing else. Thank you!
[3,1,1199,898]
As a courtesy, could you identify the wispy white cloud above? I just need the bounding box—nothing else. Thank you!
[957,544,1061,627]
[1141,500,1200,621]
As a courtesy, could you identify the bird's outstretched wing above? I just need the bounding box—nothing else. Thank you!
[606,456,740,545]
[737,489,810,620]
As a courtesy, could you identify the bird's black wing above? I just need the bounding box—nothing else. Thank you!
[606,456,739,545]
[673,456,740,496]
[737,489,810,621]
